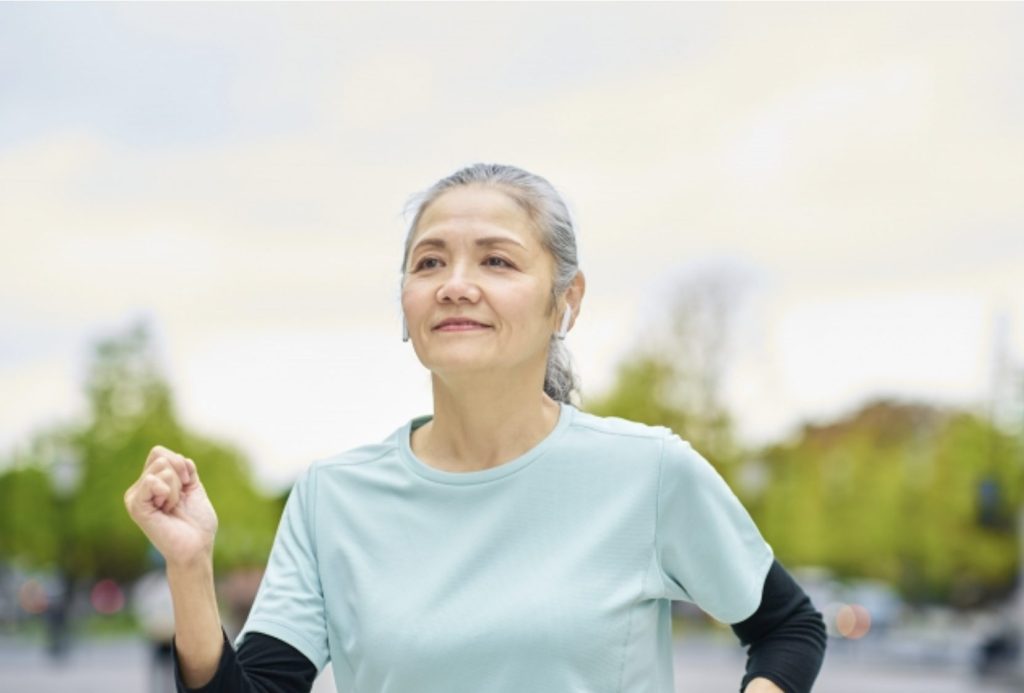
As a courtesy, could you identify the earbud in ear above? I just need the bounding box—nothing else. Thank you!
[556,307,572,339]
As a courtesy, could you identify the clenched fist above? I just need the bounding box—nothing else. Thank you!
[124,445,219,567]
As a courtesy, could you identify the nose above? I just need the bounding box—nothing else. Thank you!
[436,261,481,304]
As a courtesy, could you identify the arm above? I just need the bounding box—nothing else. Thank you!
[127,446,322,692]
[730,559,828,693]
[168,559,227,687]
[172,628,318,693]
[124,446,224,687]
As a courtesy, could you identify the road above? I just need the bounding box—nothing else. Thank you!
[0,633,1018,692]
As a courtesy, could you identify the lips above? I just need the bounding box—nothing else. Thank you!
[434,318,490,329]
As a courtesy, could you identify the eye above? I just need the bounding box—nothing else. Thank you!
[411,256,441,271]
[485,256,514,269]
[412,256,514,271]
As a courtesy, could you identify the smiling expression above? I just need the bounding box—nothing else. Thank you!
[401,185,559,377]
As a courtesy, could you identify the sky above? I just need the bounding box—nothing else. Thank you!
[2,2,1023,490]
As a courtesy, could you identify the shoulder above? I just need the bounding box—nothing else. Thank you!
[570,409,705,460]
[570,408,676,442]
[285,439,398,494]
[310,439,396,472]
[567,409,689,471]
[570,410,711,486]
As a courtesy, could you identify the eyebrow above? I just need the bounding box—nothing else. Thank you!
[410,235,528,254]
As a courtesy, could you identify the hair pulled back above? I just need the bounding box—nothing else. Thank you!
[400,163,582,406]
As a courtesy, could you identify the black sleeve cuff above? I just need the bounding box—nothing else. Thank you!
[172,628,235,693]
[730,559,828,692]
[171,627,319,693]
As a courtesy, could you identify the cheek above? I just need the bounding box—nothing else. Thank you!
[500,295,553,333]
[400,285,428,313]
[401,298,425,326]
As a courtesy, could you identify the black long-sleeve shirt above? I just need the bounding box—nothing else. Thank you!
[172,558,826,693]
[730,559,827,691]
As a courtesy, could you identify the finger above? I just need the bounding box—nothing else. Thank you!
[155,467,182,509]
[184,457,197,485]
[146,445,175,467]
[148,453,187,483]
[144,455,169,482]
[145,445,187,472]
[140,475,172,512]
[165,455,191,488]
[124,483,139,514]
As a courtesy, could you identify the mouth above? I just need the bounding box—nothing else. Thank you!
[433,321,492,331]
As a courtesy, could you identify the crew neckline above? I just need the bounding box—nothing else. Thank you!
[399,401,575,485]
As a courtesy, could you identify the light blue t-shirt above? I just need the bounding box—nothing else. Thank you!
[235,401,774,693]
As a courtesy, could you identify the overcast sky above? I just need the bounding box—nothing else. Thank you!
[2,2,1022,489]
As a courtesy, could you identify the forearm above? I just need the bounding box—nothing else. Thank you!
[168,558,224,689]
[745,677,785,693]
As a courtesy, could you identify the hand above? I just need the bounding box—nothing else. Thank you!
[745,677,785,693]
[124,445,219,567]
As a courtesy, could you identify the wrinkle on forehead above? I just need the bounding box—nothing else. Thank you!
[415,186,540,245]
[404,186,557,287]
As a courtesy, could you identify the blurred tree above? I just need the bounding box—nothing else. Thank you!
[582,264,751,485]
[0,320,282,583]
[656,266,746,460]
[756,399,1023,606]
[575,262,1022,606]
[0,462,59,568]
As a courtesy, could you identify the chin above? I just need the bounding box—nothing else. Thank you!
[426,357,495,374]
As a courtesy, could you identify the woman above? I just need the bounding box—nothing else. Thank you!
[124,163,827,692]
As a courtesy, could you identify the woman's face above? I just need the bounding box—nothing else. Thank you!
[401,185,559,381]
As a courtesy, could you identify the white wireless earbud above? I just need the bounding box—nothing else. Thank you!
[556,307,572,340]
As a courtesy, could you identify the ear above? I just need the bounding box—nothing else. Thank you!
[563,271,586,329]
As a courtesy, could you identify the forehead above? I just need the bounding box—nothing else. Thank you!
[414,186,538,246]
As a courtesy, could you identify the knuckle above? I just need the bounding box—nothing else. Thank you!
[148,446,183,467]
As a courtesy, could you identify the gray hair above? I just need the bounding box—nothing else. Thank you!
[399,163,582,406]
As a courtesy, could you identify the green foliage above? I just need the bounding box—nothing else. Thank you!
[755,401,1022,606]
[180,434,281,571]
[0,321,281,582]
[583,356,683,431]
[4,313,1022,609]
[586,342,1023,607]
[582,353,743,485]
[0,464,59,569]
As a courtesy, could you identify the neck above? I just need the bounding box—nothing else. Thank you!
[418,368,562,473]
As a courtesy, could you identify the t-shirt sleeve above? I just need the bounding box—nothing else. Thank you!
[654,432,775,624]
[233,465,330,671]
